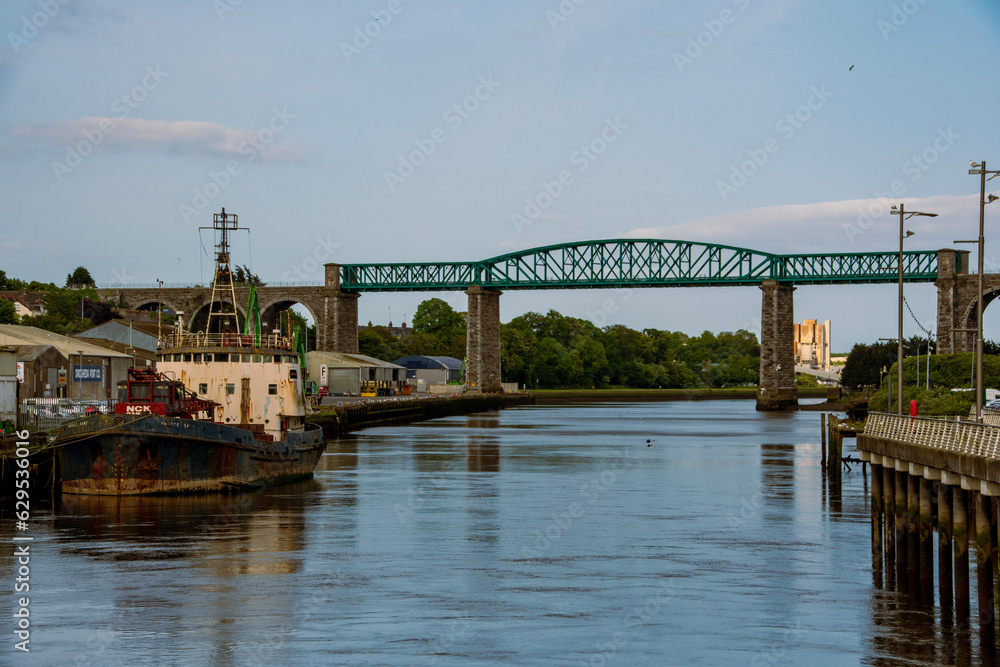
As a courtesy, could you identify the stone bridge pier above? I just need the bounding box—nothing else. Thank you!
[934,248,995,354]
[322,264,359,354]
[465,286,502,392]
[757,279,797,411]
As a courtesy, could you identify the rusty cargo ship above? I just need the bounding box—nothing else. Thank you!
[51,208,325,495]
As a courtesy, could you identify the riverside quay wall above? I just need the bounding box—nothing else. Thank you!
[311,393,534,438]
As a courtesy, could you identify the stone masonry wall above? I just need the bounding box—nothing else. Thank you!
[466,286,502,392]
[757,280,797,410]
[324,291,359,353]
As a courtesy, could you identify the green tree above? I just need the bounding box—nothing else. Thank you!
[46,288,88,321]
[400,331,448,357]
[0,270,27,290]
[66,266,95,287]
[413,298,465,340]
[840,341,896,389]
[359,327,403,361]
[500,326,537,387]
[87,300,121,326]
[572,335,608,387]
[0,299,17,324]
[533,337,573,387]
[232,264,266,286]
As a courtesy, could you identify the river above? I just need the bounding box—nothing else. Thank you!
[0,400,985,665]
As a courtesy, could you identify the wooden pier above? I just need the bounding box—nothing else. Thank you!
[858,413,1000,652]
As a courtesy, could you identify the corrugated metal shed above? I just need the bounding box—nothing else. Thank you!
[392,355,463,383]
[306,351,405,395]
[309,351,404,370]
[75,337,158,364]
[392,355,463,371]
[75,320,163,353]
[0,346,16,376]
[0,347,16,423]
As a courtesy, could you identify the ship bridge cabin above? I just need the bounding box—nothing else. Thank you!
[154,333,306,440]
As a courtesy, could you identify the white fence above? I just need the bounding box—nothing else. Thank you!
[864,412,1000,459]
[19,398,116,432]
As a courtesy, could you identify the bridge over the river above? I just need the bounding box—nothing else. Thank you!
[99,239,987,409]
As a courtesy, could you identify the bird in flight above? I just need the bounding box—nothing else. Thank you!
[849,65,854,71]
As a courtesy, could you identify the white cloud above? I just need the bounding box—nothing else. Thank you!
[13,117,303,161]
[625,194,982,254]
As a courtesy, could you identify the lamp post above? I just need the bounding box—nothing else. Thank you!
[878,341,896,412]
[890,204,937,415]
[969,161,1000,421]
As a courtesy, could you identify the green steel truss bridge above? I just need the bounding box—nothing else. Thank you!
[338,239,945,292]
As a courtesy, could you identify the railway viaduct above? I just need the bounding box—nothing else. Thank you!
[98,240,988,410]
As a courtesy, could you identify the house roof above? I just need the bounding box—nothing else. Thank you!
[16,345,54,363]
[0,324,131,359]
[0,291,46,307]
[75,337,157,362]
[307,350,404,369]
[392,355,464,371]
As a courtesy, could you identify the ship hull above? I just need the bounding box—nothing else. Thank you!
[54,414,326,495]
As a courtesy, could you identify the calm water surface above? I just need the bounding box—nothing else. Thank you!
[1,400,981,665]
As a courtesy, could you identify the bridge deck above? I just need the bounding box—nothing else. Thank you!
[338,240,943,292]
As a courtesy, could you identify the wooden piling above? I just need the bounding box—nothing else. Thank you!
[994,497,999,621]
[820,413,827,470]
[827,415,840,480]
[883,465,896,589]
[872,463,884,580]
[896,469,909,588]
[955,486,971,623]
[975,491,995,635]
[833,421,843,482]
[907,473,920,591]
[939,481,954,614]
[919,476,934,603]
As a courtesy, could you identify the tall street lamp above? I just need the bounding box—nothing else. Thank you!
[891,204,937,416]
[969,161,1000,421]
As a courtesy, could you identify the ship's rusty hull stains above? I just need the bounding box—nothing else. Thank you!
[54,413,325,495]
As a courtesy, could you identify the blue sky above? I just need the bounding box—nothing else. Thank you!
[2,0,1000,350]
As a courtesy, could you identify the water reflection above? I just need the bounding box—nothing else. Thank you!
[14,402,1000,664]
[55,482,318,575]
[466,413,501,473]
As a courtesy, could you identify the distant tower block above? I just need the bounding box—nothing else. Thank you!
[793,318,831,371]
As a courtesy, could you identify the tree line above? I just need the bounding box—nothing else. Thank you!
[0,267,115,334]
[359,298,761,389]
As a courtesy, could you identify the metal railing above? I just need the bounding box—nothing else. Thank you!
[864,412,1000,459]
[160,331,294,350]
[95,281,322,290]
[19,398,116,432]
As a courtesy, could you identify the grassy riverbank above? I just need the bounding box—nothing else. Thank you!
[532,387,829,403]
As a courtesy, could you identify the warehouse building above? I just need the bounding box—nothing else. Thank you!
[307,351,407,396]
[0,324,132,399]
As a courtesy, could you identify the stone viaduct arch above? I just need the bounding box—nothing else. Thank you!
[935,248,999,353]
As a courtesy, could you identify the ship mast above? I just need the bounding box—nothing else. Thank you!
[201,208,243,336]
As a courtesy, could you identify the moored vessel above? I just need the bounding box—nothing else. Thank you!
[52,209,325,494]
